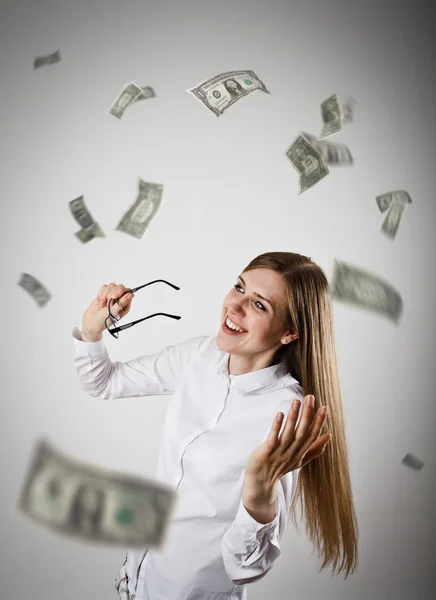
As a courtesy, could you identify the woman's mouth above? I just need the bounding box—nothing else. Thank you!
[222,317,247,336]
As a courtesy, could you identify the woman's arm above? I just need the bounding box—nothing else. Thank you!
[221,470,300,585]
[72,327,211,400]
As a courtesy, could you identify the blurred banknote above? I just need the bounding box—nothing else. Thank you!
[401,453,424,471]
[285,133,329,193]
[33,50,61,70]
[342,97,356,124]
[18,439,178,548]
[115,179,163,239]
[187,70,269,116]
[303,132,353,166]
[376,190,412,240]
[18,273,52,307]
[69,196,105,243]
[109,82,143,119]
[133,86,156,102]
[319,94,356,139]
[330,259,403,324]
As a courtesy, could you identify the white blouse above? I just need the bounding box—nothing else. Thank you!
[72,328,305,600]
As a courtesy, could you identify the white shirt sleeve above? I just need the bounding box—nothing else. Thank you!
[221,471,299,585]
[72,326,210,400]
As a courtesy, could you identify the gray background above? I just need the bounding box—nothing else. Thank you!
[1,0,435,598]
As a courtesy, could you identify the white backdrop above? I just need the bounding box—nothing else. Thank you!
[1,0,435,598]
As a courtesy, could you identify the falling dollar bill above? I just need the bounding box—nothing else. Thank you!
[187,70,269,117]
[33,50,61,70]
[75,222,106,243]
[401,453,424,471]
[69,196,105,243]
[109,82,144,119]
[285,133,329,193]
[330,259,403,324]
[18,439,178,548]
[376,190,411,213]
[18,273,52,307]
[342,97,356,124]
[319,94,356,139]
[302,132,353,166]
[133,86,156,102]
[115,179,163,239]
[376,190,411,240]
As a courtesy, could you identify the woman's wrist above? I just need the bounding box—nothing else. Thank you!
[81,329,103,342]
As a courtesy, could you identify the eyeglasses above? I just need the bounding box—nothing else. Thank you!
[105,279,181,339]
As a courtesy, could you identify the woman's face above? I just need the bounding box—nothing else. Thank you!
[216,268,292,357]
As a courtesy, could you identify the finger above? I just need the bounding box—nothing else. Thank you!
[298,407,329,460]
[97,284,107,300]
[278,396,310,446]
[307,406,329,442]
[267,412,284,445]
[104,282,117,301]
[107,283,127,305]
[119,292,134,307]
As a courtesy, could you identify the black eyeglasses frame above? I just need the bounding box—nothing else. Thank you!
[104,279,181,339]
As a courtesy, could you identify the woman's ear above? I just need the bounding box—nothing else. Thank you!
[283,331,298,343]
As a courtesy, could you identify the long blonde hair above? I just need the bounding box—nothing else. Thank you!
[242,251,358,579]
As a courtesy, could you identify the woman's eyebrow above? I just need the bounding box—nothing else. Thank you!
[238,276,275,313]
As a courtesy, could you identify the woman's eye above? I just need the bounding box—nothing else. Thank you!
[234,284,266,311]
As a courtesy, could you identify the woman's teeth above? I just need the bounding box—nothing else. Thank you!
[225,317,246,333]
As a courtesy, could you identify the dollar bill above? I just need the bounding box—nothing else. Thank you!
[75,222,106,243]
[33,50,61,70]
[133,86,156,102]
[115,179,163,239]
[330,259,403,324]
[187,70,269,117]
[302,132,353,166]
[401,453,424,471]
[376,190,411,240]
[18,439,178,548]
[109,82,144,119]
[69,196,105,243]
[18,273,52,307]
[342,97,356,124]
[285,133,329,193]
[381,201,406,240]
[376,190,411,213]
[319,94,356,138]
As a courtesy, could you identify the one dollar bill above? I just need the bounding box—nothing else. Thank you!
[33,50,61,70]
[187,70,269,117]
[133,86,156,102]
[319,94,356,139]
[18,439,178,548]
[109,82,144,119]
[115,179,163,239]
[285,133,329,193]
[69,196,106,243]
[376,190,411,240]
[18,273,52,307]
[302,132,353,166]
[330,259,403,324]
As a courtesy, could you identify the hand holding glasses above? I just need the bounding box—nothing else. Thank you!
[104,280,182,339]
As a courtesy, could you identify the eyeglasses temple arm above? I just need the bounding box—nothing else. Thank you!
[129,280,180,294]
[110,312,182,334]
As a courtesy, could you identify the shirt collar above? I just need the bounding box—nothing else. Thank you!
[214,343,299,394]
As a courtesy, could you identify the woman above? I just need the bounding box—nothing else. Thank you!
[72,251,358,600]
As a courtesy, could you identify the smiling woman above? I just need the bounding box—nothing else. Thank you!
[72,250,358,600]
[226,252,359,580]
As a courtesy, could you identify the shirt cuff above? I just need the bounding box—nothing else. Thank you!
[235,495,280,538]
[72,326,108,357]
